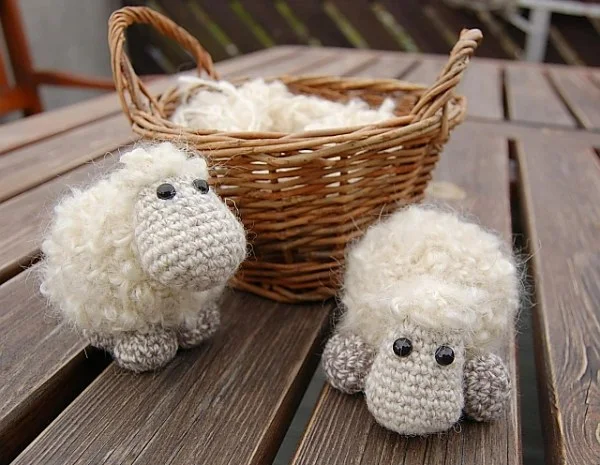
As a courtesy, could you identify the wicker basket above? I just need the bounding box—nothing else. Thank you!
[108,7,482,303]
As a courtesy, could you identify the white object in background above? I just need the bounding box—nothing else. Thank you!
[506,0,600,62]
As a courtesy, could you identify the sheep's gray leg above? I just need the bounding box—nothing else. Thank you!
[112,328,178,373]
[322,332,375,394]
[463,353,511,422]
[83,330,114,351]
[177,301,220,349]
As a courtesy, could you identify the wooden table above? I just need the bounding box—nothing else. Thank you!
[1,46,599,465]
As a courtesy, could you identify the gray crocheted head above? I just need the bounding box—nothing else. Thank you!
[135,174,246,291]
[322,205,518,436]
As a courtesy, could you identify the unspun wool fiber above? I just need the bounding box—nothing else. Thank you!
[171,77,396,133]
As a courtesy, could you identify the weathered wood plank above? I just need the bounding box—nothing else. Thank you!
[350,53,416,79]
[548,68,600,130]
[405,58,504,121]
[0,48,325,204]
[248,47,335,78]
[402,57,445,85]
[505,65,577,128]
[0,268,109,465]
[11,292,332,465]
[0,155,117,283]
[292,127,521,465]
[0,114,134,203]
[458,61,504,120]
[517,137,600,465]
[0,47,298,155]
[302,50,378,77]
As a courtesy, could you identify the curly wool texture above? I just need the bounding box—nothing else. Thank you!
[40,143,217,335]
[339,205,519,353]
[170,77,396,133]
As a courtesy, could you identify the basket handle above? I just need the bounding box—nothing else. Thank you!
[108,6,218,123]
[410,29,483,122]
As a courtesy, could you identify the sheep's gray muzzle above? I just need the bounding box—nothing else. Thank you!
[364,325,465,435]
[134,178,246,291]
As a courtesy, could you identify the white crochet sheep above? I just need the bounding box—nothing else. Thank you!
[40,143,247,372]
[322,205,519,435]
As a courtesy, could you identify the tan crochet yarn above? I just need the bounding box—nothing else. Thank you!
[365,323,465,435]
[322,205,518,435]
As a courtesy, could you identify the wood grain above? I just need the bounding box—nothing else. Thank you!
[292,127,521,465]
[402,57,445,85]
[405,58,505,121]
[516,137,600,465]
[505,65,577,128]
[303,50,378,77]
[10,291,332,465]
[458,61,504,120]
[350,53,416,79]
[0,46,299,155]
[0,155,117,283]
[0,268,109,465]
[548,68,600,130]
[0,114,134,203]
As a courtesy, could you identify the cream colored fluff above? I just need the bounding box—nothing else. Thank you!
[171,77,396,132]
[339,205,519,353]
[40,143,214,335]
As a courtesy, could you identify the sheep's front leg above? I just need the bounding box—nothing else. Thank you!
[322,332,375,394]
[177,301,220,349]
[463,353,511,421]
[112,328,178,373]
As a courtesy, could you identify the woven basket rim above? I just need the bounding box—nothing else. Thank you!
[107,6,483,302]
[144,74,464,141]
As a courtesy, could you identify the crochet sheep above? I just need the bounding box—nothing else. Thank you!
[40,143,247,372]
[322,205,519,436]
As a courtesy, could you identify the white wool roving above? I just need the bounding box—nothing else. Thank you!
[339,205,520,353]
[170,77,396,132]
[40,143,214,334]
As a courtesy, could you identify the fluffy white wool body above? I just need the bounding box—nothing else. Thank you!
[339,206,519,353]
[171,77,396,132]
[40,143,217,334]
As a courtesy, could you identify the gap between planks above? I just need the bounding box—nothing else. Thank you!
[514,137,600,465]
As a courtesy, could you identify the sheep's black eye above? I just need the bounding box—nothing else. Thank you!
[193,179,210,194]
[435,346,455,366]
[393,338,412,357]
[156,183,176,200]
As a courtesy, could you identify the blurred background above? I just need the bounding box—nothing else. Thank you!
[3,0,599,113]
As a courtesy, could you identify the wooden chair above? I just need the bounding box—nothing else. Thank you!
[0,0,114,117]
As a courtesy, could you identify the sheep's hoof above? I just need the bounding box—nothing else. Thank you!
[83,330,114,351]
[112,329,178,373]
[177,303,221,349]
[322,332,375,394]
[463,353,511,422]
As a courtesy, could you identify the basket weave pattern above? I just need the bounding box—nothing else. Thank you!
[109,7,482,303]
